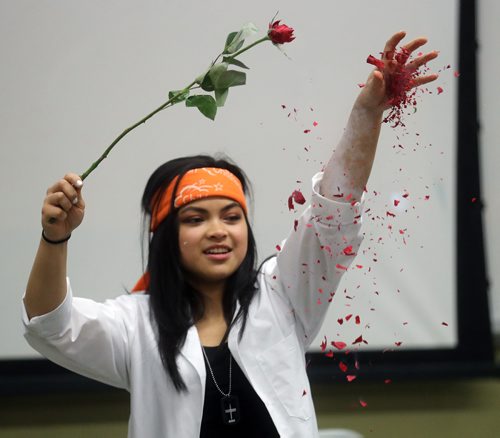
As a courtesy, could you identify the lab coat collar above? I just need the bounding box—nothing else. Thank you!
[180,324,206,387]
[180,302,243,385]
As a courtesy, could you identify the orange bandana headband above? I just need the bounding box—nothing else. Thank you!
[150,167,248,231]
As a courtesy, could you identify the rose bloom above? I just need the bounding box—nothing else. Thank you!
[268,20,295,44]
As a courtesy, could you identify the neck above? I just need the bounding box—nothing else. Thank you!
[192,280,226,320]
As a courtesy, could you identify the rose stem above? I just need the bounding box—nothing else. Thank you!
[80,81,197,181]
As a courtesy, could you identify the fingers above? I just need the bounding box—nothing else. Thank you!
[406,50,439,71]
[43,173,84,227]
[46,173,82,203]
[382,31,406,60]
[42,199,70,224]
[402,37,428,55]
[411,73,439,87]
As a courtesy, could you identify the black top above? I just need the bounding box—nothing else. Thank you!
[200,343,280,438]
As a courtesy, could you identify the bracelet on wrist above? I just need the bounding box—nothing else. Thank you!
[42,230,71,245]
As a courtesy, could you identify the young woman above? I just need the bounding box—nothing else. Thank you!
[23,32,438,437]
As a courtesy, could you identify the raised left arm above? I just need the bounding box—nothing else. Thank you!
[320,31,439,202]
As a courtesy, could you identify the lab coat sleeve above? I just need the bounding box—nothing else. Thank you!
[269,172,364,347]
[22,278,136,390]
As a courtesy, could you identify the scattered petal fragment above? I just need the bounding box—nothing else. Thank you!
[332,341,347,350]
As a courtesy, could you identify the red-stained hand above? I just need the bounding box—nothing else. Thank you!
[357,31,439,112]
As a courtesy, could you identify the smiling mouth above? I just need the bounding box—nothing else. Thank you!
[204,247,231,255]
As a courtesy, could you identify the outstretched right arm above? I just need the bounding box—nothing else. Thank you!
[24,173,85,319]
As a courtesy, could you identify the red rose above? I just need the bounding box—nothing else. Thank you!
[268,20,295,44]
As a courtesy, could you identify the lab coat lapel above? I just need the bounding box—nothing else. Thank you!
[180,325,206,386]
[180,304,242,386]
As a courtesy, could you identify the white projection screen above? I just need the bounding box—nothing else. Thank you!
[0,0,462,366]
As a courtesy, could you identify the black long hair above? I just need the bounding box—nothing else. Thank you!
[141,154,258,392]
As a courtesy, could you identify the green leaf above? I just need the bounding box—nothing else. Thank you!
[224,31,238,52]
[215,88,229,107]
[214,70,246,89]
[186,95,217,120]
[200,73,215,92]
[168,89,189,104]
[222,57,250,70]
[208,63,229,87]
[224,22,258,54]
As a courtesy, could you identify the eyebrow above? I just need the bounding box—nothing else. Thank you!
[178,202,242,215]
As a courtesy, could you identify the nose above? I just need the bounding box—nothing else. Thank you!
[207,219,228,240]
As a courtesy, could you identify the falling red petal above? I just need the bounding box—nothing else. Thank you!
[325,350,334,358]
[352,335,365,345]
[359,399,368,408]
[346,375,357,382]
[332,341,347,350]
[345,314,353,321]
[292,190,306,204]
[336,263,348,271]
[313,121,318,127]
[437,86,444,95]
[343,245,355,256]
[339,362,348,372]
[355,315,361,325]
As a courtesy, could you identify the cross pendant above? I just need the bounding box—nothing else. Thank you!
[221,395,240,425]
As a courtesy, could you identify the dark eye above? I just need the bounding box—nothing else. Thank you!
[181,216,203,224]
[225,214,242,223]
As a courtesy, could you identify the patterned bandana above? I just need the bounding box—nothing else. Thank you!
[150,167,248,232]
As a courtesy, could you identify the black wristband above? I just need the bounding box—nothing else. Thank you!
[42,230,71,244]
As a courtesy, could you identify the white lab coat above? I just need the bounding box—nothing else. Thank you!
[23,172,364,438]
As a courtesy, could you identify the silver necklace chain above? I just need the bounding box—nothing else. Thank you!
[202,346,232,397]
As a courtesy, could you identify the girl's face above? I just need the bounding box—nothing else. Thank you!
[177,197,248,290]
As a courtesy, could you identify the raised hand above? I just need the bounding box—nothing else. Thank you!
[359,31,439,112]
[42,173,85,242]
